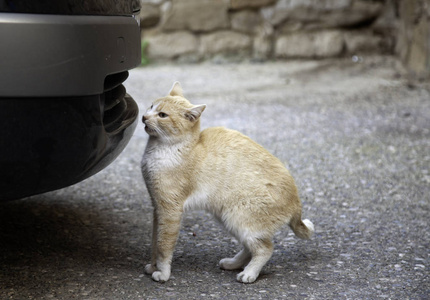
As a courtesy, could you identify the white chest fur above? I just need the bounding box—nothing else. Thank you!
[142,140,184,172]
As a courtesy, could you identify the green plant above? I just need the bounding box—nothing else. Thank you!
[141,39,149,66]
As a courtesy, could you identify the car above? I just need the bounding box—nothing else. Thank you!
[0,0,141,201]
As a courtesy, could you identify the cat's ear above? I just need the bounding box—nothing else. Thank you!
[169,81,184,97]
[185,104,206,122]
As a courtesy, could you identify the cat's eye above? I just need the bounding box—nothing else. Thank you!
[150,104,153,109]
[158,112,168,118]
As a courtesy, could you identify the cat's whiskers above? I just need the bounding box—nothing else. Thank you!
[155,127,172,142]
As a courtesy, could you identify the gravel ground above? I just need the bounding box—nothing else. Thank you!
[1,56,429,299]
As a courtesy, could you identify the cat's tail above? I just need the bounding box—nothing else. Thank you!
[289,215,314,240]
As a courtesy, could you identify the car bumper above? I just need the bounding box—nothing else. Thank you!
[0,13,141,97]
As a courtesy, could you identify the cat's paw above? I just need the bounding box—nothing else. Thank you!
[219,258,241,270]
[144,264,157,275]
[152,271,170,283]
[237,271,258,284]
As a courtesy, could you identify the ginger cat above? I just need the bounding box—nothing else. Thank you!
[141,82,314,283]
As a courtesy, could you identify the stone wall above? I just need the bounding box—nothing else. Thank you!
[396,0,430,79]
[139,0,395,62]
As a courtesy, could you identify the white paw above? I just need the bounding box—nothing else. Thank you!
[303,219,315,236]
[144,264,156,275]
[219,258,236,270]
[152,271,170,283]
[237,271,257,283]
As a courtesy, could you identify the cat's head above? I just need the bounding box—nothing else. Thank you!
[142,82,206,141]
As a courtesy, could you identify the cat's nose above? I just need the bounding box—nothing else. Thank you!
[142,115,147,123]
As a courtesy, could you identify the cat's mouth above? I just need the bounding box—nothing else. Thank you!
[144,125,156,135]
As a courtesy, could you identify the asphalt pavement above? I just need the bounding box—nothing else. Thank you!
[1,56,429,299]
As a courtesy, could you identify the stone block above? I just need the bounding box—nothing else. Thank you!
[253,22,274,60]
[140,4,160,28]
[144,30,199,59]
[230,10,262,34]
[161,0,230,32]
[141,0,165,4]
[396,0,430,78]
[231,0,276,10]
[323,1,383,28]
[262,0,351,26]
[344,31,385,54]
[200,31,252,55]
[263,0,382,28]
[275,30,344,58]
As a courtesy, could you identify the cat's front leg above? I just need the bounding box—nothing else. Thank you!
[145,209,159,275]
[148,206,183,283]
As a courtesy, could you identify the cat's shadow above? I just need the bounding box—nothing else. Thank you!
[0,195,319,289]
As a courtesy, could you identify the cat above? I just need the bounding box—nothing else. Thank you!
[141,82,314,283]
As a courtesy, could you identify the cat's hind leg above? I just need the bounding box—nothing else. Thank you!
[219,248,251,270]
[237,238,273,283]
